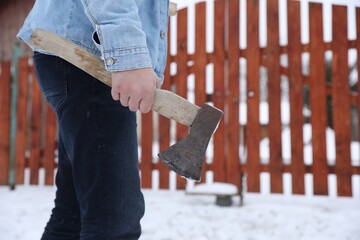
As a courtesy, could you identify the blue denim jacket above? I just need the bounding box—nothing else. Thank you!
[17,0,169,82]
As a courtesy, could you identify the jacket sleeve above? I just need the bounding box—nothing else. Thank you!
[80,0,152,72]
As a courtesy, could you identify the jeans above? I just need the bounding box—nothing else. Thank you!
[33,52,145,240]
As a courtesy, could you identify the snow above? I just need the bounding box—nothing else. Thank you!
[186,182,239,195]
[1,186,360,240]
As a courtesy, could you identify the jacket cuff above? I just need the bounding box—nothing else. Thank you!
[92,29,152,72]
[102,47,152,72]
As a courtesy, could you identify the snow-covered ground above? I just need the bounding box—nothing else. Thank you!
[1,185,359,240]
[2,117,359,239]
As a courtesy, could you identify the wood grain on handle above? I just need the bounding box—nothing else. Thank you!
[169,2,178,16]
[29,29,199,127]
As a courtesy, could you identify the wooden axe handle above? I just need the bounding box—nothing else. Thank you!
[29,29,199,126]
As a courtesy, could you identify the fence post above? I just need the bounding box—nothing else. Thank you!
[8,43,21,189]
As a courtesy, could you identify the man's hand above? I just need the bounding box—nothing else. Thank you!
[111,68,160,113]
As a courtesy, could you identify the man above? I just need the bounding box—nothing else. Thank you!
[17,0,169,239]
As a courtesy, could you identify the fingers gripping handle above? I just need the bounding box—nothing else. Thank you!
[29,29,200,126]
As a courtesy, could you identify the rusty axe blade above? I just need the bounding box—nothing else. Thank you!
[159,104,222,181]
[29,29,223,182]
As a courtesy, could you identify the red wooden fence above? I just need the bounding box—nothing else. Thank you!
[1,0,360,197]
[0,58,57,186]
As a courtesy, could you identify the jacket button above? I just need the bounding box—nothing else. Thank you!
[106,57,115,66]
[160,31,166,39]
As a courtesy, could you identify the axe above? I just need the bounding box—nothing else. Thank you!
[29,29,223,182]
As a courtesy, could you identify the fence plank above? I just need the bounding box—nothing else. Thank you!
[43,104,56,185]
[141,112,153,188]
[158,100,170,189]
[212,0,226,182]
[267,0,283,193]
[332,5,352,197]
[246,0,261,192]
[226,0,241,187]
[287,0,305,194]
[0,61,11,185]
[158,117,170,189]
[157,24,172,190]
[175,8,188,189]
[29,73,42,185]
[194,2,208,182]
[194,2,207,106]
[309,3,328,195]
[15,57,29,184]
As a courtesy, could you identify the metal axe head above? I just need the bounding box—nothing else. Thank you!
[158,104,223,182]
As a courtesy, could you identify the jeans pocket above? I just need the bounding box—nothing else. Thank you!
[33,52,68,114]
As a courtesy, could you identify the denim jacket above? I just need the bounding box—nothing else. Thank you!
[17,0,170,82]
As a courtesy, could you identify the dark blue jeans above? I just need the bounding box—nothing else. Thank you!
[33,52,145,240]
